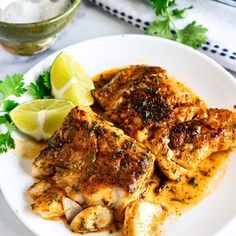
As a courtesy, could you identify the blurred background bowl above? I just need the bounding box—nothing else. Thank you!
[0,0,81,56]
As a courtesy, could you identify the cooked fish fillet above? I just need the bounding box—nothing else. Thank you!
[93,65,236,179]
[165,108,236,169]
[31,106,155,221]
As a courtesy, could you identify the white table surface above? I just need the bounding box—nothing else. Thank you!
[0,1,235,236]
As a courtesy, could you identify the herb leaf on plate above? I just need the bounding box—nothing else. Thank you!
[28,69,52,99]
[2,100,19,112]
[0,69,53,154]
[40,70,51,90]
[0,74,26,154]
[0,114,16,154]
[0,74,26,101]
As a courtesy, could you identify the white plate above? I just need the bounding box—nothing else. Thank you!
[0,35,236,236]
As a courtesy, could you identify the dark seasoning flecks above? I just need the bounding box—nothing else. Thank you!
[92,67,231,219]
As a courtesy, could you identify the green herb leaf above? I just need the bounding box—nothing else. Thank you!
[0,113,14,124]
[176,21,208,48]
[41,70,51,90]
[0,74,26,101]
[145,111,151,118]
[0,74,26,154]
[2,100,19,112]
[28,69,51,99]
[0,114,9,124]
[146,19,174,40]
[188,177,197,185]
[28,83,42,99]
[0,115,16,154]
[1,115,16,132]
[149,0,175,15]
[147,1,208,48]
[171,5,193,19]
[0,132,15,154]
[46,189,59,202]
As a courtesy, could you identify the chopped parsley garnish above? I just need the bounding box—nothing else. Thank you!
[46,190,59,202]
[89,122,98,137]
[188,177,197,185]
[145,111,151,118]
[90,152,97,162]
[170,197,185,203]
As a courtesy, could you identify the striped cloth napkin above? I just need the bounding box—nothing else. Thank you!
[88,0,236,72]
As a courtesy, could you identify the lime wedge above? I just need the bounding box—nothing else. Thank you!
[10,99,74,141]
[51,52,94,106]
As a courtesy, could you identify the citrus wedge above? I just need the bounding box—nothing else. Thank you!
[51,52,94,106]
[10,99,74,141]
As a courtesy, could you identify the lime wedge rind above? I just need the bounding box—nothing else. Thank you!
[51,52,94,106]
[10,99,74,141]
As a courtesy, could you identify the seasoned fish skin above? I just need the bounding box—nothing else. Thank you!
[31,106,155,220]
[94,65,167,111]
[93,66,236,180]
[168,108,236,168]
[93,66,206,179]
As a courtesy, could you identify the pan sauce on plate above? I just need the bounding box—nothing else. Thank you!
[92,68,232,234]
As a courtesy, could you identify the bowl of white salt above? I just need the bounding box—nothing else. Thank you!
[0,0,81,55]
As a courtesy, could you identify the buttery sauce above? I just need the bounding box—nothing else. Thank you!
[145,151,230,216]
[92,68,231,233]
[93,68,122,88]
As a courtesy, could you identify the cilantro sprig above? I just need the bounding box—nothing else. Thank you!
[28,69,51,99]
[0,69,53,154]
[146,0,208,48]
[0,114,16,154]
[2,100,19,112]
[0,74,27,154]
[0,70,53,154]
[0,74,26,101]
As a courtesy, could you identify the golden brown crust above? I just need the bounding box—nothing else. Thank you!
[168,108,236,168]
[93,65,167,111]
[34,107,155,194]
[31,106,155,220]
[93,66,236,180]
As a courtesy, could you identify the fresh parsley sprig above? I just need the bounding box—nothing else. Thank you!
[146,0,208,48]
[28,69,51,99]
[0,74,27,154]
